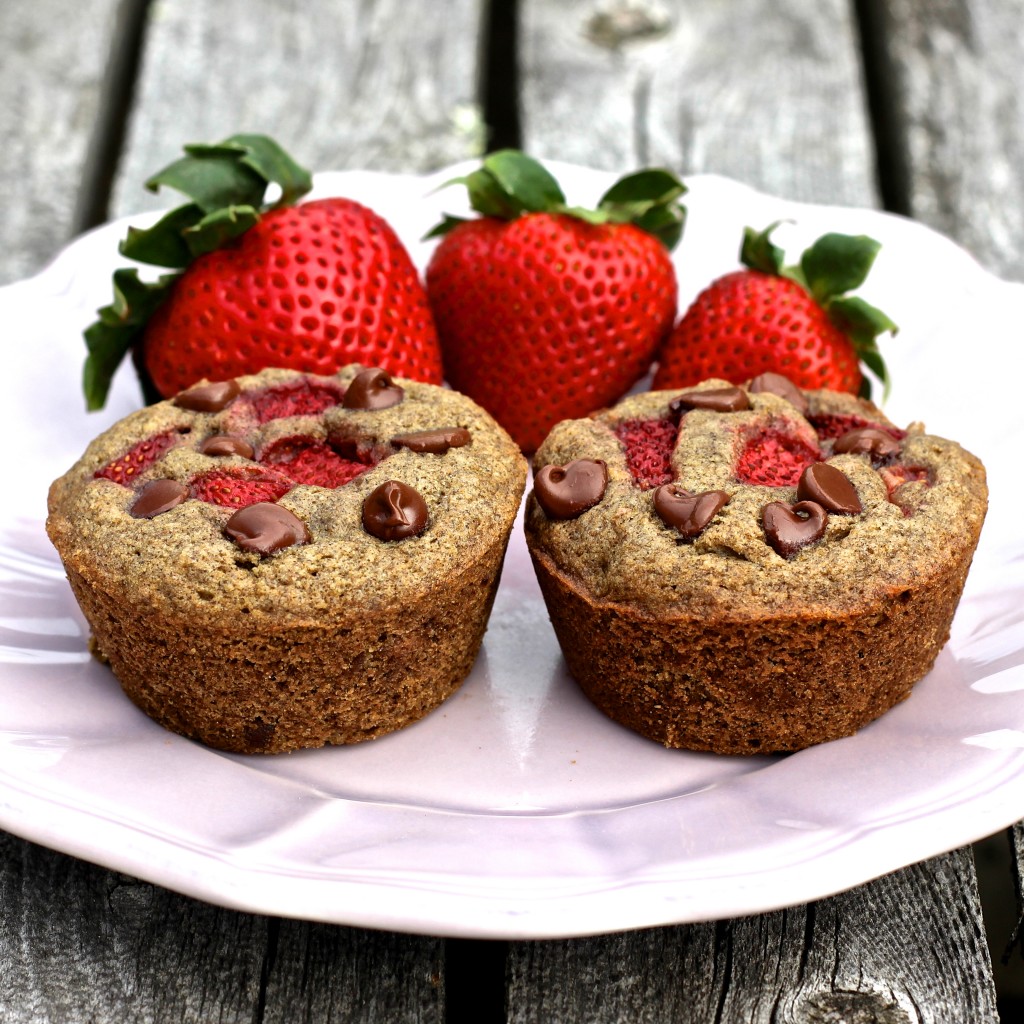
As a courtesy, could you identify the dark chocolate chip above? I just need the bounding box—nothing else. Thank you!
[173,379,241,413]
[833,427,901,462]
[763,500,828,558]
[362,480,429,540]
[653,486,730,539]
[391,427,471,453]
[342,368,405,410]
[129,478,188,519]
[199,434,255,459]
[224,502,311,555]
[669,386,751,415]
[747,372,809,415]
[797,462,863,514]
[534,459,608,520]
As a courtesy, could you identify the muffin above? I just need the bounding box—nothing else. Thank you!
[524,373,987,754]
[48,366,527,753]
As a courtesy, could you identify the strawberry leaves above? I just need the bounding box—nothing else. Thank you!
[426,150,687,250]
[741,223,898,399]
[83,135,314,411]
[83,269,179,410]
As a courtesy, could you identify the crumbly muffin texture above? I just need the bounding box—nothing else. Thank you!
[525,378,987,754]
[48,366,527,753]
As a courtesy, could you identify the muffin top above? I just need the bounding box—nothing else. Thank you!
[525,376,987,618]
[48,366,527,624]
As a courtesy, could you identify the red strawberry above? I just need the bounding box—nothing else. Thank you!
[614,418,678,490]
[259,436,376,488]
[94,429,182,484]
[425,151,685,452]
[189,466,293,508]
[735,428,821,487]
[83,134,441,410]
[654,224,897,399]
[245,378,344,424]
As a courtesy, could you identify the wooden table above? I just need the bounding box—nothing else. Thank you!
[2,0,1022,1019]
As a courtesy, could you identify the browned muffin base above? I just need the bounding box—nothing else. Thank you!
[528,542,977,754]
[67,535,510,754]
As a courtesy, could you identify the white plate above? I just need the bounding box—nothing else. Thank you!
[2,167,1023,940]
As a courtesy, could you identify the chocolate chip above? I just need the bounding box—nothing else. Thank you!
[669,386,751,415]
[199,434,255,459]
[797,462,863,514]
[652,486,730,539]
[129,478,188,519]
[833,427,901,462]
[763,500,828,558]
[391,427,472,453]
[362,480,429,540]
[342,368,405,410]
[224,502,311,555]
[747,372,809,415]
[534,459,608,520]
[173,379,241,413]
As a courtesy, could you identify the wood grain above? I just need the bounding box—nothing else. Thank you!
[111,0,488,218]
[260,920,445,1023]
[506,851,999,1023]
[520,0,877,206]
[864,0,1024,279]
[2,3,484,1020]
[0,834,266,1022]
[0,0,123,283]
[0,835,447,1023]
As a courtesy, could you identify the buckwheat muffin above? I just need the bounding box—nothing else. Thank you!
[525,374,987,754]
[48,366,527,753]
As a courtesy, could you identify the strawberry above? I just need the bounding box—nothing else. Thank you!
[653,224,897,399]
[83,134,441,410]
[188,466,293,508]
[259,436,376,488]
[614,418,678,490]
[425,151,685,451]
[94,429,182,484]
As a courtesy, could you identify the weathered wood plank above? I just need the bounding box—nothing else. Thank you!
[2,3,489,1021]
[861,0,1024,280]
[261,921,445,1024]
[506,850,999,1023]
[0,0,123,284]
[0,834,447,1023]
[0,833,267,1022]
[520,0,877,206]
[112,0,488,218]
[516,1,1003,1019]
[864,1,1024,1002]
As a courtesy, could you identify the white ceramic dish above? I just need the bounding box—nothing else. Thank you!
[1,167,1023,939]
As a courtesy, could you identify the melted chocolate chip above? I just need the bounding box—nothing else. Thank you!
[669,386,751,415]
[362,480,429,540]
[763,500,828,558]
[534,459,608,520]
[224,502,311,555]
[199,434,255,459]
[747,372,809,415]
[173,379,241,413]
[129,478,188,519]
[797,463,863,514]
[653,485,730,539]
[391,427,472,454]
[342,368,405,410]
[833,427,901,462]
